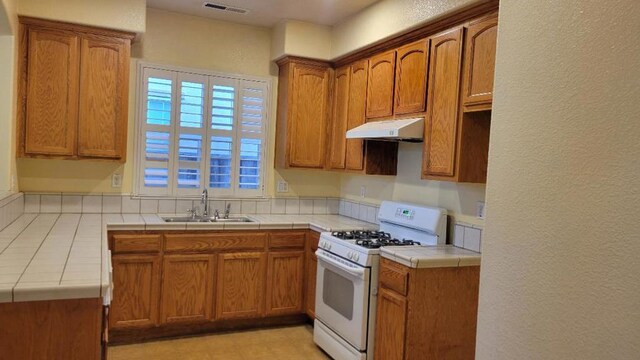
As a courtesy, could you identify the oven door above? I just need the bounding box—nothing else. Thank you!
[315,249,371,351]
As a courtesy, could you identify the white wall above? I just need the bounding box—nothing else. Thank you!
[0,0,16,191]
[271,19,332,60]
[476,1,640,358]
[331,0,482,58]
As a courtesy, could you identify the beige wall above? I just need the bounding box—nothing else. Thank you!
[331,0,482,58]
[476,1,640,358]
[17,8,341,197]
[341,143,485,224]
[271,19,332,60]
[17,0,146,33]
[0,0,17,192]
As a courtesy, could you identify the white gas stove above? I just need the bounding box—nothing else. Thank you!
[313,201,447,360]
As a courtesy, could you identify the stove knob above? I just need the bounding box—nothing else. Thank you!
[354,254,360,262]
[327,243,332,250]
[347,251,353,259]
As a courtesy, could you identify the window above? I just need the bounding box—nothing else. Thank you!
[136,64,270,197]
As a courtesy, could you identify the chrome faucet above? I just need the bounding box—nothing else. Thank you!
[201,189,209,217]
[224,203,231,219]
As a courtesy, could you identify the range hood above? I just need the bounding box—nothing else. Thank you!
[346,117,424,142]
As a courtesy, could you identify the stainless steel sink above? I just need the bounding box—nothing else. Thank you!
[162,216,254,223]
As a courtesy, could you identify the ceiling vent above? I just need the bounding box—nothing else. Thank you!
[203,2,249,15]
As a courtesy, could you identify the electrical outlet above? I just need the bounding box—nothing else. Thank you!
[476,201,486,219]
[112,173,123,188]
[360,186,366,198]
[277,180,289,193]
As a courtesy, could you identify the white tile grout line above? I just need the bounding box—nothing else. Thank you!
[13,214,62,302]
[59,214,83,286]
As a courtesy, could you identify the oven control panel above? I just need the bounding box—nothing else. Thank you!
[395,207,415,220]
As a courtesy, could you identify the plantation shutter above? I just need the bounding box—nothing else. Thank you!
[236,80,267,196]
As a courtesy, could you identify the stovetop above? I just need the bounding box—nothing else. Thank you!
[331,230,422,249]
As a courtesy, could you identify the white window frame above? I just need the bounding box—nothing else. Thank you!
[133,61,271,198]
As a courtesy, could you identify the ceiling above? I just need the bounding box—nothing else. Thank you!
[146,0,380,27]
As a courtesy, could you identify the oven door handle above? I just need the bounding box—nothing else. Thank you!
[316,251,365,278]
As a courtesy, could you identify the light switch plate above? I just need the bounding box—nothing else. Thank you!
[476,201,486,219]
[112,173,123,188]
[277,180,289,193]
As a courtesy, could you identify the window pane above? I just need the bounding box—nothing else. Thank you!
[180,81,204,128]
[239,138,261,189]
[147,77,172,126]
[210,136,232,189]
[241,87,264,134]
[212,85,235,131]
[144,168,168,188]
[177,168,200,189]
[145,131,170,161]
[178,134,202,162]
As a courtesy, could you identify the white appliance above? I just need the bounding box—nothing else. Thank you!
[313,201,447,360]
[345,117,424,142]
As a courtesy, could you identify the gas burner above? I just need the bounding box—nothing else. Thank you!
[354,237,422,249]
[331,230,392,240]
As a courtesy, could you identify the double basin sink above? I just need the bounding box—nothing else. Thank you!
[162,215,254,223]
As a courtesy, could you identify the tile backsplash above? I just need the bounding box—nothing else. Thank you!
[22,193,342,217]
[0,193,24,231]
[453,222,483,253]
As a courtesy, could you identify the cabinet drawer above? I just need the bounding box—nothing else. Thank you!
[379,258,410,296]
[111,234,161,254]
[268,232,306,249]
[164,233,267,253]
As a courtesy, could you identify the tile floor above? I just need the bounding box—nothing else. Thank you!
[109,325,331,360]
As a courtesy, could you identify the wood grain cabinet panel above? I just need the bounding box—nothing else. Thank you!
[462,15,498,108]
[394,40,429,115]
[24,28,79,156]
[78,36,130,159]
[161,254,215,324]
[374,288,408,360]
[266,251,305,316]
[18,17,134,160]
[423,27,464,178]
[345,60,368,171]
[110,255,161,329]
[275,58,332,169]
[366,51,396,119]
[328,66,350,170]
[305,231,320,319]
[216,252,267,320]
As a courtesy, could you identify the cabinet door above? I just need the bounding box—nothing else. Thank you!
[161,254,215,324]
[289,64,331,168]
[266,251,305,316]
[24,28,79,156]
[366,51,396,119]
[305,245,318,319]
[374,288,408,360]
[423,27,464,177]
[78,36,129,159]
[328,66,350,170]
[216,252,266,319]
[462,16,498,106]
[394,40,429,115]
[110,255,161,329]
[346,60,368,171]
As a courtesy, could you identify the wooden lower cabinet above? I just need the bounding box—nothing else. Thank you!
[305,231,320,319]
[161,254,215,324]
[266,251,305,315]
[374,258,480,360]
[374,288,408,360]
[216,251,267,320]
[110,254,161,329]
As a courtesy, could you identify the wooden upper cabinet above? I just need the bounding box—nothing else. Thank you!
[423,27,464,178]
[366,51,396,119]
[161,254,215,324]
[78,36,130,159]
[266,251,305,316]
[110,254,161,329]
[462,15,498,109]
[18,17,134,160]
[216,252,267,320]
[345,60,368,171]
[394,40,430,115]
[275,57,332,169]
[328,66,350,170]
[24,28,80,156]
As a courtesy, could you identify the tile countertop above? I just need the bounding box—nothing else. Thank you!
[0,213,376,303]
[380,245,481,268]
